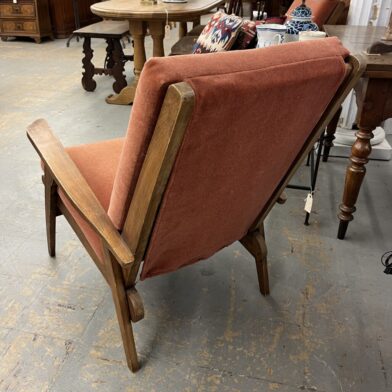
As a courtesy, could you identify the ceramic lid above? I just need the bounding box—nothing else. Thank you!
[290,0,312,19]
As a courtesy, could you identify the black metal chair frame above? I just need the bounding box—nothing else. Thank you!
[287,132,326,225]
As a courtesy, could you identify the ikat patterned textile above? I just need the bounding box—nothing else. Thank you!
[192,12,244,54]
[232,20,257,50]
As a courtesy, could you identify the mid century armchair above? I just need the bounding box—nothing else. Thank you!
[27,38,363,372]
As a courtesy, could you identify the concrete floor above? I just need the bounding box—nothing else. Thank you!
[0,31,391,392]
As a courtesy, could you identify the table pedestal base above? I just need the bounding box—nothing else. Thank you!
[106,81,137,105]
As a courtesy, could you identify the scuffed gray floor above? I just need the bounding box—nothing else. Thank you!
[0,31,391,392]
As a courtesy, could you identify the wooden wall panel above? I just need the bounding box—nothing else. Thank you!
[338,0,351,24]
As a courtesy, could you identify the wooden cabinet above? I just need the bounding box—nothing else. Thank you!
[0,0,52,43]
[48,0,101,39]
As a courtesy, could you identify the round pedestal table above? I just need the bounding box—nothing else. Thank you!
[91,0,223,105]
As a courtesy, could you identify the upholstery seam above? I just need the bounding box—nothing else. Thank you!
[183,54,346,82]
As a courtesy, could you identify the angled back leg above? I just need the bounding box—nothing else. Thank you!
[240,224,269,296]
[43,166,58,257]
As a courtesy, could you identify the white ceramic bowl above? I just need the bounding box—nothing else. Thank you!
[298,31,327,41]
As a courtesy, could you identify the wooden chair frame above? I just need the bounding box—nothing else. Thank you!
[27,54,364,373]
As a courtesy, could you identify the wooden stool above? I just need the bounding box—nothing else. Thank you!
[73,20,134,94]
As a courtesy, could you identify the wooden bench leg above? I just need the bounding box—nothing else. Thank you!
[240,226,270,296]
[81,37,97,92]
[111,39,128,94]
[105,38,115,69]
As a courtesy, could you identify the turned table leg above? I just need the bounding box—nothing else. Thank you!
[337,78,392,239]
[337,126,374,239]
[106,21,147,105]
[131,21,147,80]
[149,20,165,57]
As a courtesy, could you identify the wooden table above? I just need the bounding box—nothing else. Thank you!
[91,0,222,105]
[324,25,392,239]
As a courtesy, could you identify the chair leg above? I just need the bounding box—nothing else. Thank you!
[192,17,201,29]
[179,22,188,38]
[240,226,269,296]
[323,105,342,162]
[43,169,57,257]
[107,252,140,372]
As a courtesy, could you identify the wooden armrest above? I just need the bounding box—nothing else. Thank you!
[27,119,134,268]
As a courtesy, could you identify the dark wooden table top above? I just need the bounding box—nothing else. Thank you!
[324,25,392,77]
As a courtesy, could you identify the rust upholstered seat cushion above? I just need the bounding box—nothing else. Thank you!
[58,138,124,261]
[286,0,340,28]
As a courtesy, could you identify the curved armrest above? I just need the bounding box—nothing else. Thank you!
[27,119,134,268]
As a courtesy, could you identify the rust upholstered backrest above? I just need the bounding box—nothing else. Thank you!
[286,0,340,28]
[109,38,348,232]
[111,38,349,279]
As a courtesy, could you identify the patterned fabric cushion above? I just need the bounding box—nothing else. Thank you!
[193,12,244,54]
[232,20,257,50]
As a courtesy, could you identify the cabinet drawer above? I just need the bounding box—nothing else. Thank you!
[1,20,37,33]
[0,4,35,18]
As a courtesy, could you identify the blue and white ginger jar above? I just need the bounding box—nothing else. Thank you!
[284,0,318,42]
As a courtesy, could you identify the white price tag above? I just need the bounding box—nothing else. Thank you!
[164,24,171,39]
[163,8,171,40]
[304,193,313,213]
